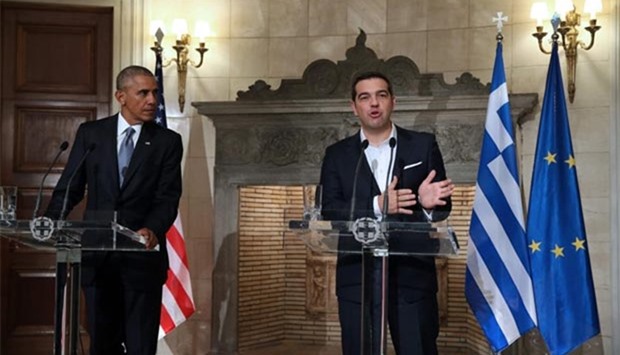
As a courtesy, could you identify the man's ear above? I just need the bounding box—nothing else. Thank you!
[350,100,358,116]
[114,90,125,105]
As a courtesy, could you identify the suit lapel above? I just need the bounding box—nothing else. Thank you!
[393,126,410,181]
[346,133,380,196]
[100,115,123,191]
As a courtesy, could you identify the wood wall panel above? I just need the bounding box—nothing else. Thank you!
[17,25,95,94]
[1,3,112,354]
[1,2,112,103]
[8,270,56,329]
[14,105,95,172]
[2,102,97,187]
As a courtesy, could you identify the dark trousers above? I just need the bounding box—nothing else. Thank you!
[83,257,162,355]
[338,261,439,355]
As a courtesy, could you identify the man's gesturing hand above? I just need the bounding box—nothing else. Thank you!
[378,176,417,215]
[417,170,454,210]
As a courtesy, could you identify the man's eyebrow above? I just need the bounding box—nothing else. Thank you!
[357,89,389,97]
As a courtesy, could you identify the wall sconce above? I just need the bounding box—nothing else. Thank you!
[149,19,210,113]
[530,0,602,103]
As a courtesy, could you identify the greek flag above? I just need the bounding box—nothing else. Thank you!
[465,41,537,352]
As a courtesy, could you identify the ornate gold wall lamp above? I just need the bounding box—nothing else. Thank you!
[149,20,210,113]
[530,0,602,103]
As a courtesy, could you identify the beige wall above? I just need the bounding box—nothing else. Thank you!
[3,0,615,353]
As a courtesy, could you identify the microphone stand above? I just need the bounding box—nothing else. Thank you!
[54,143,95,355]
[362,137,396,355]
[32,141,69,355]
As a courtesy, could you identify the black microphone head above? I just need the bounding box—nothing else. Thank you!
[389,137,396,148]
[361,139,369,150]
[33,140,70,219]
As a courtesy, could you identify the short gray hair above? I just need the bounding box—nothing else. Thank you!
[116,65,155,90]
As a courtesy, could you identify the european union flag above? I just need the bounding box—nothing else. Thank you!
[525,42,600,354]
[466,40,537,352]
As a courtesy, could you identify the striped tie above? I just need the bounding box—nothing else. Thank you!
[118,127,135,185]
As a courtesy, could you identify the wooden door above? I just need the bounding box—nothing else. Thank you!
[0,3,112,353]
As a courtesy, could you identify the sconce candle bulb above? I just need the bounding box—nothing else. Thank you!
[149,20,209,113]
[531,2,549,27]
[584,0,602,20]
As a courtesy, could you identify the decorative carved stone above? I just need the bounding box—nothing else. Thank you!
[217,126,345,167]
[436,124,484,165]
[236,29,490,101]
[306,253,338,319]
[218,129,260,165]
[257,127,341,167]
[436,258,449,327]
[303,254,449,326]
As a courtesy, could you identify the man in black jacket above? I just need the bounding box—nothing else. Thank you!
[47,65,182,355]
[320,71,453,354]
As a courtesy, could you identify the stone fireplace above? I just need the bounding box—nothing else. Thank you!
[194,31,537,354]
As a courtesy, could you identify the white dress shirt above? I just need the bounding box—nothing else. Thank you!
[360,125,397,219]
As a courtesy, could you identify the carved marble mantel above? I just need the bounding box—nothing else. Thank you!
[196,94,537,184]
[193,31,538,354]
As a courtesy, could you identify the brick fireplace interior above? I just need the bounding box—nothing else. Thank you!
[236,184,488,354]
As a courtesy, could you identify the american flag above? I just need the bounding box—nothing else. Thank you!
[465,39,537,352]
[154,53,196,338]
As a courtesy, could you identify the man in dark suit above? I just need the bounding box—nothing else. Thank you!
[320,71,454,355]
[46,65,183,355]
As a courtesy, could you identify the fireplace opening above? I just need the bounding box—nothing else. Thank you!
[236,184,488,354]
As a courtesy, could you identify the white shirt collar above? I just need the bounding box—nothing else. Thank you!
[360,123,397,147]
[117,113,143,137]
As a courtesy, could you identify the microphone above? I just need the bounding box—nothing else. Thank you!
[32,141,69,219]
[59,143,96,220]
[381,137,397,219]
[349,139,369,221]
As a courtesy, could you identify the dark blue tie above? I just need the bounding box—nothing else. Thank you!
[118,127,135,185]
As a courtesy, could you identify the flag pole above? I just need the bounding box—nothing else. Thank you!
[465,12,537,353]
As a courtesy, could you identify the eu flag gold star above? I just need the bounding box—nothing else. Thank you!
[572,237,586,251]
[544,152,557,165]
[565,155,576,168]
[529,240,542,253]
[551,244,565,258]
